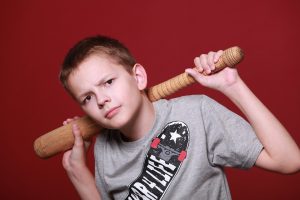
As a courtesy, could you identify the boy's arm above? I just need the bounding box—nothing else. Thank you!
[185,51,300,174]
[62,123,101,200]
[220,75,300,173]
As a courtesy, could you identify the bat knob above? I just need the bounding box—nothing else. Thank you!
[216,46,244,68]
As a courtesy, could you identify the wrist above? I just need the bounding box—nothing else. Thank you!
[66,165,100,200]
[66,163,90,180]
[218,74,244,95]
[220,76,254,113]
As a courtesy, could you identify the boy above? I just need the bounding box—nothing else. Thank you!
[60,35,300,200]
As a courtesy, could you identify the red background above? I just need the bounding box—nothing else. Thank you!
[0,0,299,199]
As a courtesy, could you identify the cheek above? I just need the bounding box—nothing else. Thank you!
[82,101,98,115]
[116,86,140,104]
[112,81,134,100]
[82,106,92,117]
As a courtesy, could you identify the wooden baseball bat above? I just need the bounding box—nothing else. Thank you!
[34,46,244,159]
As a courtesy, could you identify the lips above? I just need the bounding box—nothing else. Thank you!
[105,106,121,119]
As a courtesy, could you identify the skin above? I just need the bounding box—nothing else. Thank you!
[67,55,155,141]
[62,51,300,200]
[186,50,300,173]
[62,54,155,199]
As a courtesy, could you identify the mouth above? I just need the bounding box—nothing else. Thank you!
[105,106,121,119]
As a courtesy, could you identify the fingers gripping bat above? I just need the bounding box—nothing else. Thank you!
[34,46,244,159]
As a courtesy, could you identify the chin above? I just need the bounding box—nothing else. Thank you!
[98,118,128,130]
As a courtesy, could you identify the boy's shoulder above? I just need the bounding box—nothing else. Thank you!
[153,95,216,116]
[167,94,213,106]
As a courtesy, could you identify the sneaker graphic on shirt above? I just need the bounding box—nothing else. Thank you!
[125,121,189,200]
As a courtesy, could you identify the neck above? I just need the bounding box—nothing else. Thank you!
[121,94,155,141]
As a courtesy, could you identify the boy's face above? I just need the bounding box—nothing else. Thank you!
[67,54,146,130]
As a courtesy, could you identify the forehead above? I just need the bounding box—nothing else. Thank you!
[73,54,128,78]
[67,55,131,94]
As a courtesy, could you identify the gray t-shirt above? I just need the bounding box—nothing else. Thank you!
[94,95,263,200]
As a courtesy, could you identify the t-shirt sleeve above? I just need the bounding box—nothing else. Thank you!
[200,95,263,169]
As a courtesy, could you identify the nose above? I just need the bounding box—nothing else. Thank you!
[97,95,111,109]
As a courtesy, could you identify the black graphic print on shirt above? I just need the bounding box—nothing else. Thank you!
[125,121,190,200]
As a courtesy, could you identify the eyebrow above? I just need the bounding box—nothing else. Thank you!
[77,73,114,100]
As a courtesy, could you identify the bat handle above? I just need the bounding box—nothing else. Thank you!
[147,46,244,101]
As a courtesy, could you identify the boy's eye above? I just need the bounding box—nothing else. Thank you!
[105,79,114,86]
[82,95,91,104]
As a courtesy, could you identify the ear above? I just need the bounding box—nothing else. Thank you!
[132,63,147,90]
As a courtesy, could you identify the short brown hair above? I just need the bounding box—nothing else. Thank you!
[59,35,136,91]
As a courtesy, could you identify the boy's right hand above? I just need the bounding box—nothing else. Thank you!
[62,117,91,175]
[61,118,101,199]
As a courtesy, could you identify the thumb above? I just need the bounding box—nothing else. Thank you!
[73,123,91,154]
[185,68,207,85]
[71,123,85,157]
[73,124,84,146]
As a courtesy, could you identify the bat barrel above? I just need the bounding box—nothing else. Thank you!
[34,116,102,158]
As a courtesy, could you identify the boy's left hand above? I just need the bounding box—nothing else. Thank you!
[185,50,240,92]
